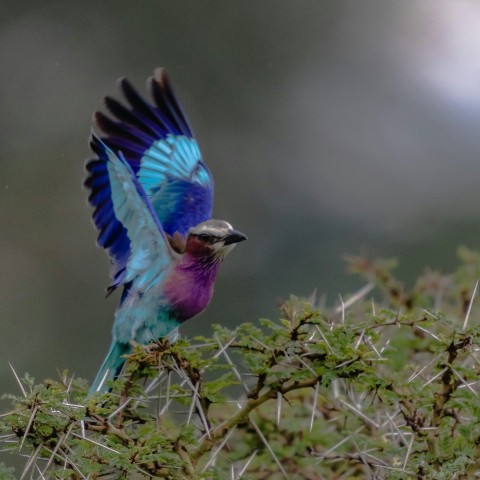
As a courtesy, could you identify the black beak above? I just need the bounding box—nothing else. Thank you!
[224,230,247,245]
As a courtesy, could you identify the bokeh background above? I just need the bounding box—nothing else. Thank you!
[3,0,480,403]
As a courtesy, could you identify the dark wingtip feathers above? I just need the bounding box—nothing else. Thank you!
[118,77,143,107]
[93,111,109,132]
[115,76,128,88]
[153,67,168,86]
[152,68,175,101]
[150,68,192,136]
[88,131,106,158]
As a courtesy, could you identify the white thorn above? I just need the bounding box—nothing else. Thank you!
[249,417,288,478]
[310,382,319,432]
[202,427,236,472]
[334,282,375,314]
[422,367,448,388]
[9,362,27,397]
[463,279,479,331]
[276,392,282,427]
[402,434,415,471]
[414,325,441,342]
[19,405,38,452]
[338,294,345,325]
[315,325,334,353]
[235,449,257,479]
[338,399,379,428]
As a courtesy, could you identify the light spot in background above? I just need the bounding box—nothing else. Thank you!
[271,1,480,236]
[399,2,480,107]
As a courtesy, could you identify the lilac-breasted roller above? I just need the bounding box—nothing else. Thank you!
[85,68,246,395]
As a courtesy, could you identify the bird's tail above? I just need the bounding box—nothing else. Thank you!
[88,341,130,396]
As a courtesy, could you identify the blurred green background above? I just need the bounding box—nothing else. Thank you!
[3,0,480,397]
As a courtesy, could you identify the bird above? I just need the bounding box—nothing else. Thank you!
[84,68,246,396]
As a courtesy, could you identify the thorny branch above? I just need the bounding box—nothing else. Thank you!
[4,251,480,478]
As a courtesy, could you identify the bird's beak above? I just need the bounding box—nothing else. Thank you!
[224,230,247,245]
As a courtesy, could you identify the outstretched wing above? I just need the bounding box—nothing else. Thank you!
[93,68,214,237]
[85,135,174,289]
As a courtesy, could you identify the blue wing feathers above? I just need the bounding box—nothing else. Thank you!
[92,68,214,237]
[94,111,154,152]
[86,134,175,287]
[86,68,215,290]
[114,150,168,240]
[85,149,131,287]
[153,179,213,235]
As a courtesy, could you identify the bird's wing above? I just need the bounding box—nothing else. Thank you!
[85,135,175,289]
[93,68,214,237]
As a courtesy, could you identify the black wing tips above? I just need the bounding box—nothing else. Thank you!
[91,67,194,144]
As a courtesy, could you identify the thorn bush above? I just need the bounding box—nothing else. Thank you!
[3,248,480,479]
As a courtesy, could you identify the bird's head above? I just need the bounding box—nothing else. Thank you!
[184,220,247,259]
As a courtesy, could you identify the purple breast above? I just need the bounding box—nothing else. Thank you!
[164,254,221,322]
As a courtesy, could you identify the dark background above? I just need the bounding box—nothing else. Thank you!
[3,1,480,397]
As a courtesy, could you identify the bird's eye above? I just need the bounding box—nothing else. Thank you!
[198,233,210,242]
